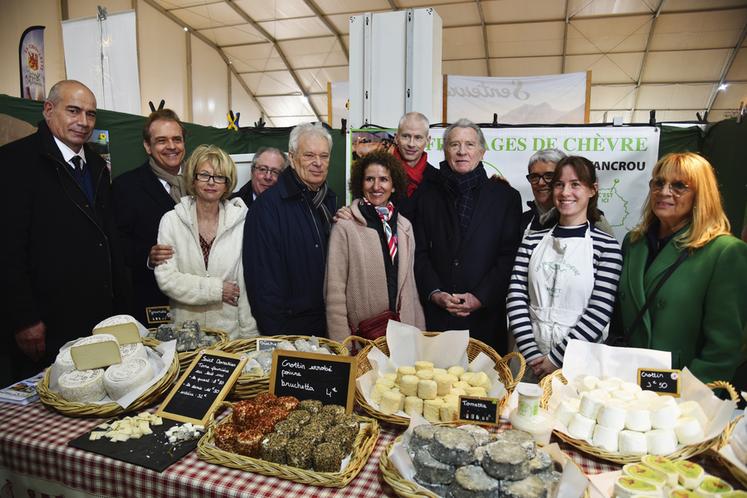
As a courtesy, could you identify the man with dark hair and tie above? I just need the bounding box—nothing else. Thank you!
[112,109,186,326]
[0,80,128,382]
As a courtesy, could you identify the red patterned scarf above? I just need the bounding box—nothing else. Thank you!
[394,148,428,198]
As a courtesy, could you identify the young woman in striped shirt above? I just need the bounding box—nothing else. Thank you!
[507,155,623,381]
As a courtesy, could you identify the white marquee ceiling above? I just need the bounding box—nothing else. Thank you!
[147,0,747,127]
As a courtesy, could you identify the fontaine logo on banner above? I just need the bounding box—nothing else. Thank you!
[347,126,660,241]
[446,73,588,124]
[19,26,46,101]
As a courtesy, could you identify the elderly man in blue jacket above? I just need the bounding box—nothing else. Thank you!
[243,123,337,335]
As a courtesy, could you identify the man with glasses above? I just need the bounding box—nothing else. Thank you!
[243,123,337,335]
[231,146,288,208]
[522,148,614,236]
[112,109,186,326]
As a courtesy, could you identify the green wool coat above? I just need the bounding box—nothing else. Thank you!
[617,230,747,384]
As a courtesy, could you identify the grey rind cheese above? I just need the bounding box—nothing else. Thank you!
[430,427,477,465]
[459,424,493,446]
[413,448,456,485]
[495,429,536,458]
[527,451,553,473]
[503,475,547,498]
[448,465,501,498]
[481,441,530,481]
[411,424,438,448]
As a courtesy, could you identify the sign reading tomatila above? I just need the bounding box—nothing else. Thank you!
[157,350,246,426]
[637,368,681,397]
[269,349,356,413]
[458,395,499,425]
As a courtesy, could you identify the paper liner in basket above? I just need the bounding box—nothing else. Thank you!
[549,340,735,449]
[356,322,507,418]
[48,339,176,409]
[389,413,588,498]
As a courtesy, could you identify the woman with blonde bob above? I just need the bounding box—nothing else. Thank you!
[155,144,258,339]
[614,152,746,383]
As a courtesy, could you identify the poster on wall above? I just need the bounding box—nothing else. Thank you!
[348,126,660,241]
[19,26,46,101]
[446,72,589,125]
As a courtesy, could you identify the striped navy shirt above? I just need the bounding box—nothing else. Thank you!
[506,223,623,366]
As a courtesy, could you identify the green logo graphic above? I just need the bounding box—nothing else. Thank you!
[597,179,630,228]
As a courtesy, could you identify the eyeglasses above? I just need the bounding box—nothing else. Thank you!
[300,152,330,162]
[526,172,554,185]
[253,165,282,178]
[649,178,689,197]
[195,172,228,184]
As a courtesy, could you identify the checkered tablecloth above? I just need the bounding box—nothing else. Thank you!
[0,401,618,498]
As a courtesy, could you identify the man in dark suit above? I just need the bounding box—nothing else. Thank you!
[414,119,522,354]
[231,146,288,208]
[111,109,186,326]
[1,80,129,382]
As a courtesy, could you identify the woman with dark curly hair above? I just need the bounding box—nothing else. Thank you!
[325,151,425,342]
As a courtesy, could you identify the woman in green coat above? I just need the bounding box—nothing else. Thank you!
[615,152,747,384]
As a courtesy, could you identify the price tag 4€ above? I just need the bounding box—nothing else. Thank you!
[637,368,681,397]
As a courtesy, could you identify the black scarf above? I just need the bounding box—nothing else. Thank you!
[290,168,332,235]
[441,161,488,234]
[360,201,399,312]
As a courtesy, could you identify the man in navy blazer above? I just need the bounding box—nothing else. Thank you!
[111,109,186,326]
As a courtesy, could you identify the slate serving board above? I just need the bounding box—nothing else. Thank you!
[68,418,198,472]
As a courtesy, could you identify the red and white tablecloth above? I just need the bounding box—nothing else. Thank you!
[0,401,619,498]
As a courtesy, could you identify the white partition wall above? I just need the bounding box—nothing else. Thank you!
[349,8,442,129]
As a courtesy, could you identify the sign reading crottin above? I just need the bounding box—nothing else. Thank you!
[269,349,357,412]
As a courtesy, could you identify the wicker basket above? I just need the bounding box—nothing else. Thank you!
[36,339,180,418]
[709,415,746,488]
[539,370,739,464]
[221,335,348,399]
[148,327,230,373]
[351,333,525,426]
[379,424,589,498]
[197,401,380,487]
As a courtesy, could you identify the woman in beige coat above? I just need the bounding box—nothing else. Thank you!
[325,151,425,342]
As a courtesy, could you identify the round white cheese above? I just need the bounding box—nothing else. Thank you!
[52,333,120,380]
[104,357,154,400]
[58,368,106,402]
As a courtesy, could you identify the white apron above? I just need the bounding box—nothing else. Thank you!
[527,223,596,355]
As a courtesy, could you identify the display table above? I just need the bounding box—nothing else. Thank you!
[0,400,619,498]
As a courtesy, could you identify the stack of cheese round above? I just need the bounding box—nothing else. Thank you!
[552,375,708,456]
[613,454,738,498]
[370,361,492,422]
[52,334,155,403]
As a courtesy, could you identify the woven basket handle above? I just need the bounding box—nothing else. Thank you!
[539,370,566,409]
[706,380,738,401]
[499,351,526,387]
[341,335,371,353]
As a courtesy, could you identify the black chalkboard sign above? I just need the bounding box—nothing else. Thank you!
[257,338,281,352]
[269,349,356,412]
[637,368,681,397]
[458,395,499,426]
[157,350,246,425]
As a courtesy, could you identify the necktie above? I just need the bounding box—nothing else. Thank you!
[70,156,93,203]
[70,155,83,175]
